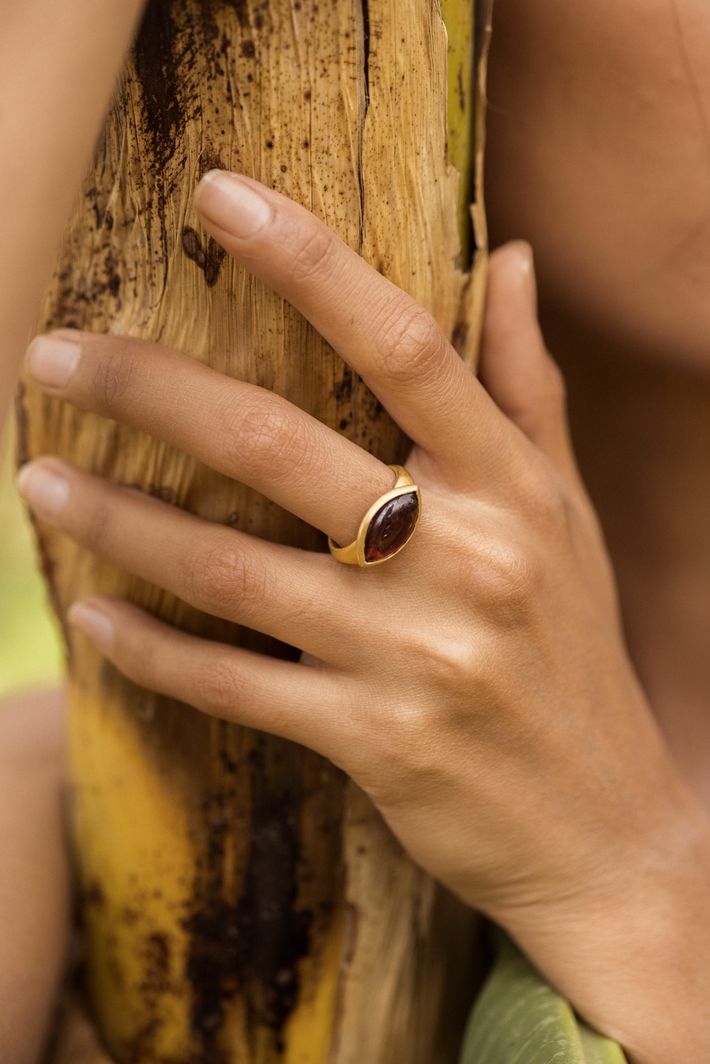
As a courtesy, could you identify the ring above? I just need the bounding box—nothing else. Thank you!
[328,464,422,567]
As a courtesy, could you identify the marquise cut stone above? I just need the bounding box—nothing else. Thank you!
[364,490,419,562]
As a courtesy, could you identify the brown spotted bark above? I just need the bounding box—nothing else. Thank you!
[20,0,492,1059]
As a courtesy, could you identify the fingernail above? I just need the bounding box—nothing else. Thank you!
[515,243,537,308]
[515,242,534,277]
[16,462,70,519]
[25,334,81,389]
[195,170,272,238]
[68,601,114,651]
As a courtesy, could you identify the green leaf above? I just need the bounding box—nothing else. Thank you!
[0,426,63,696]
[459,936,627,1064]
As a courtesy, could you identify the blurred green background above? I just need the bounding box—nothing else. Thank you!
[0,421,63,696]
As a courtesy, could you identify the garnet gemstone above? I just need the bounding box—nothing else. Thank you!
[364,490,420,563]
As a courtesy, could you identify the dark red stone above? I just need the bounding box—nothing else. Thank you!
[364,490,420,562]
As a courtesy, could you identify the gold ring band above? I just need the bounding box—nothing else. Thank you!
[328,464,421,567]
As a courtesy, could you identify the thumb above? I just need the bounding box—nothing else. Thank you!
[479,241,579,484]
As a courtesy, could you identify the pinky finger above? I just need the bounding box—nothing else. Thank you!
[67,597,353,759]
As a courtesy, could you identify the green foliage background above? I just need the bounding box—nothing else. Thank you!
[0,422,63,696]
[460,936,627,1064]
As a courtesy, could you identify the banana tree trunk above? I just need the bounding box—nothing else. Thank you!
[20,0,492,1060]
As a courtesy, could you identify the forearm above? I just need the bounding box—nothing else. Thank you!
[0,687,70,1064]
[0,0,146,433]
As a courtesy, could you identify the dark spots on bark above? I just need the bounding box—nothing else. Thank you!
[123,1014,164,1063]
[14,383,30,467]
[220,748,238,774]
[134,0,183,173]
[141,932,172,995]
[341,901,359,966]
[265,138,274,149]
[106,950,126,996]
[181,226,227,288]
[333,368,354,403]
[240,39,256,59]
[357,0,371,253]
[457,63,466,111]
[198,147,228,181]
[148,483,177,504]
[182,226,206,262]
[182,730,314,1058]
[361,0,371,110]
[133,1,235,239]
[47,229,124,330]
[220,0,249,27]
[102,250,122,307]
[280,163,288,173]
[83,881,106,908]
[451,319,469,356]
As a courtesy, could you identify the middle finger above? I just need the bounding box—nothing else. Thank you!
[194,170,502,471]
[24,330,395,550]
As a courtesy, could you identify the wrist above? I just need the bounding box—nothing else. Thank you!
[502,799,710,1063]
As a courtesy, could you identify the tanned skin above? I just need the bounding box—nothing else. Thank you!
[0,4,146,1059]
[5,2,710,1061]
[486,0,710,807]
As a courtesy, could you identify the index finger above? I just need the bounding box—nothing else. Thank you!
[194,170,501,468]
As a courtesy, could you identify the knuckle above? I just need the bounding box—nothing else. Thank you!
[523,469,573,530]
[423,637,477,691]
[360,713,432,802]
[198,657,248,717]
[375,302,449,383]
[475,538,540,617]
[185,542,261,615]
[225,398,304,482]
[366,699,454,805]
[286,223,339,285]
[92,344,139,410]
[405,629,476,694]
[79,495,112,555]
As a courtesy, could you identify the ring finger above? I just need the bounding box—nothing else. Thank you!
[16,457,368,665]
[25,330,396,550]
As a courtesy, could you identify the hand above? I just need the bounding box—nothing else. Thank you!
[18,171,710,1061]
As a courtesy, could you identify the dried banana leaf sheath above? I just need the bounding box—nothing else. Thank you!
[21,0,491,1059]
